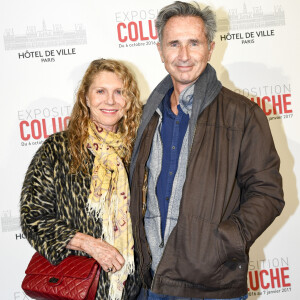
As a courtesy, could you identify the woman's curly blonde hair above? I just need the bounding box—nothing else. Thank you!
[67,58,142,173]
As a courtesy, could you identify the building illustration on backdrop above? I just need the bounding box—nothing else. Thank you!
[217,3,285,32]
[3,21,87,50]
[1,211,20,232]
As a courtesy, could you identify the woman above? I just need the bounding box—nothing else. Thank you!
[20,59,142,300]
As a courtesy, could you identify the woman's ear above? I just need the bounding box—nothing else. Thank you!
[86,96,90,107]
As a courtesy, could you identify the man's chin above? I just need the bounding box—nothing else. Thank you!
[172,76,198,86]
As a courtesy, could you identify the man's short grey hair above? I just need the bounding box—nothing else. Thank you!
[155,1,217,45]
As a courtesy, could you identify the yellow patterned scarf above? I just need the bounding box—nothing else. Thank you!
[86,121,134,300]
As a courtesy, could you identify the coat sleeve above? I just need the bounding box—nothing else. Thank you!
[20,140,79,265]
[218,105,284,262]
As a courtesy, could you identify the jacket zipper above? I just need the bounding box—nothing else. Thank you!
[134,164,149,287]
[157,129,164,247]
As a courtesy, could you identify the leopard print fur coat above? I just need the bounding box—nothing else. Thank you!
[20,131,141,300]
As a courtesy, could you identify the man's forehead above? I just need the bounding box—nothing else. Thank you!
[162,16,206,41]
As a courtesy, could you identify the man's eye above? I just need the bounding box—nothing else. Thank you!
[170,42,178,47]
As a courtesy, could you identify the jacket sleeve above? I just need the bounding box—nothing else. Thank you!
[20,140,79,264]
[218,105,284,262]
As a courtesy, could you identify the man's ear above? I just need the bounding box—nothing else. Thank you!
[157,42,164,63]
[208,41,215,61]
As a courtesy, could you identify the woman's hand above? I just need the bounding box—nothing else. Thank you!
[66,232,125,273]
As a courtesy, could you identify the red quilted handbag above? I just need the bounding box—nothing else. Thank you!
[22,252,101,300]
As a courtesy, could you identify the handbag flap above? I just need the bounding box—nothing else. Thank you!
[25,252,98,279]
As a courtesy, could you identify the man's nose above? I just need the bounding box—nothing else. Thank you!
[178,45,190,61]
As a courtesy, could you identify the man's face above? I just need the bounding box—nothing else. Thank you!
[157,16,215,92]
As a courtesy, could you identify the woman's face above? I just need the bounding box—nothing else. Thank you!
[86,71,126,132]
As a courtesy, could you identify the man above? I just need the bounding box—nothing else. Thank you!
[130,1,284,299]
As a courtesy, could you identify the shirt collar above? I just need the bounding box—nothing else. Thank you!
[163,88,176,118]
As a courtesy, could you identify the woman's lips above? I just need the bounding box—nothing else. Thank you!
[100,109,118,113]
